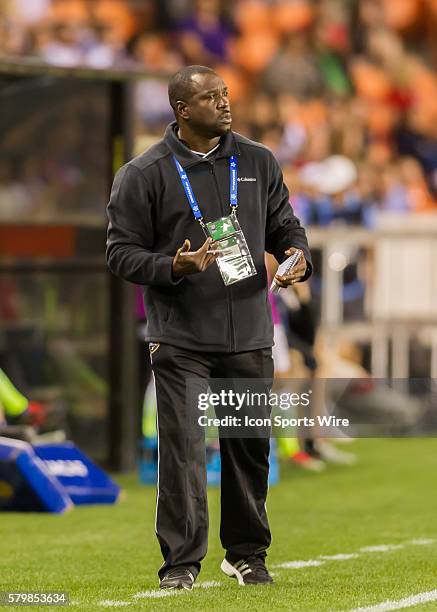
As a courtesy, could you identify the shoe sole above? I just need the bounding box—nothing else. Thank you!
[159,569,195,591]
[220,559,245,586]
[160,584,193,591]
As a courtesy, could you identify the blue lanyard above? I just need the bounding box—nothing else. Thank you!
[173,155,238,223]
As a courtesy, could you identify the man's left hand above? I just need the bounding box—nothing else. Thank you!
[274,247,307,288]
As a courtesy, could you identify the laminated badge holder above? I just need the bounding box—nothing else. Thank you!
[173,154,257,286]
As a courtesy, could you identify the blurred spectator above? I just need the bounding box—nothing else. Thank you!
[9,0,52,25]
[0,159,32,219]
[381,162,409,213]
[176,0,235,65]
[129,32,182,128]
[262,30,325,99]
[128,32,181,72]
[39,23,84,67]
[400,156,436,212]
[85,24,129,69]
[299,156,374,227]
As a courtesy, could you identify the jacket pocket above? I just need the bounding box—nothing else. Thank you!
[144,290,174,336]
[166,292,229,347]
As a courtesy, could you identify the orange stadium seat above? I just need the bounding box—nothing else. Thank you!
[350,61,392,101]
[233,0,272,34]
[272,1,314,34]
[48,0,88,24]
[382,0,423,30]
[93,0,136,41]
[229,32,279,74]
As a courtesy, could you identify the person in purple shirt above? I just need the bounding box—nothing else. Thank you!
[177,0,235,65]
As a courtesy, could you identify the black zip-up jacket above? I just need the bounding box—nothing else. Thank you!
[106,122,312,352]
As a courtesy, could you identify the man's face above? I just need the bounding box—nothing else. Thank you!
[177,73,232,137]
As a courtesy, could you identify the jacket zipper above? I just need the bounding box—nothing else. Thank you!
[210,161,236,352]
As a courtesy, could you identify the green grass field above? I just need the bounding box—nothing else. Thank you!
[1,439,437,611]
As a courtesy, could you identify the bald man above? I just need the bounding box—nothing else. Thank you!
[106,65,311,590]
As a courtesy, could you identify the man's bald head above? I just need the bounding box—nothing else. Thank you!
[168,65,217,115]
[168,65,232,137]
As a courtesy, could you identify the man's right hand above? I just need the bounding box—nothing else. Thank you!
[172,238,218,277]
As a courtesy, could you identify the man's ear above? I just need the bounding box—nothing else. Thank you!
[176,100,189,121]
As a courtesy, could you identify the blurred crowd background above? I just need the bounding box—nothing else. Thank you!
[1,0,437,221]
[1,0,437,467]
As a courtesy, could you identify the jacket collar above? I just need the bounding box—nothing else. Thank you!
[164,121,240,168]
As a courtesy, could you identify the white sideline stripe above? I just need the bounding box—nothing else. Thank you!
[360,545,405,553]
[133,590,185,599]
[99,601,131,607]
[319,554,359,561]
[275,560,325,569]
[132,581,221,600]
[194,580,222,588]
[348,589,437,612]
[273,538,435,570]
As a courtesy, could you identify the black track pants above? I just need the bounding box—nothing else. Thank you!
[150,343,274,579]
